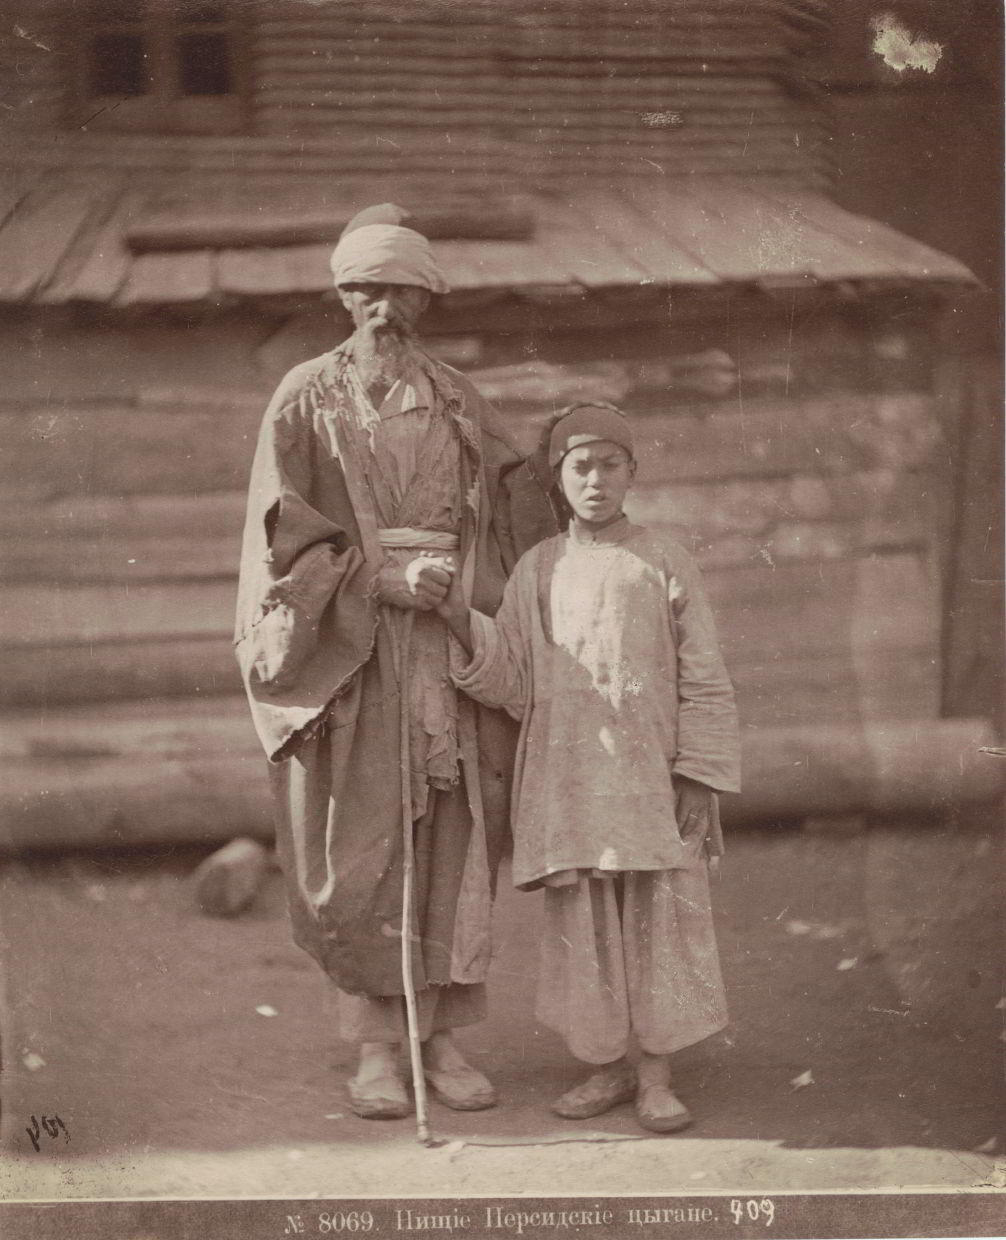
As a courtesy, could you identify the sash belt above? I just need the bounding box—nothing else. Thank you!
[378,527,460,551]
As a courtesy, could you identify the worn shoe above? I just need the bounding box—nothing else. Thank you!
[635,1084,693,1134]
[551,1064,637,1120]
[346,1073,412,1120]
[424,1062,497,1111]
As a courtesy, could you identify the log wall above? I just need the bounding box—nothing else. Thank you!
[248,0,825,183]
[2,0,826,186]
[0,291,945,731]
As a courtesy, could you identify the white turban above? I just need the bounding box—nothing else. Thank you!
[329,223,449,294]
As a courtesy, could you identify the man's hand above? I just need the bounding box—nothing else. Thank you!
[673,774,713,843]
[376,554,455,611]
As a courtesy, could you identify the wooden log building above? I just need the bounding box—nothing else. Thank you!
[0,0,994,852]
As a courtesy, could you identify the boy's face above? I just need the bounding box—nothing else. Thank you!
[558,440,635,527]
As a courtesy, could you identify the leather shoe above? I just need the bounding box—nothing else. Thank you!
[635,1084,693,1133]
[424,1063,497,1111]
[347,1073,412,1120]
[551,1064,637,1120]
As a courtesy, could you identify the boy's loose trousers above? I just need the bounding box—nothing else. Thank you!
[536,854,728,1064]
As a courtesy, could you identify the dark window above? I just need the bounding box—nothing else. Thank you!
[89,33,147,96]
[73,2,244,133]
[176,32,231,95]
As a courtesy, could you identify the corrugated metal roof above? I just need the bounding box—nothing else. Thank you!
[0,171,975,308]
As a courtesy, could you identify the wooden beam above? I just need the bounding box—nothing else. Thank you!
[0,637,242,709]
[117,250,215,306]
[1,716,998,855]
[127,200,536,253]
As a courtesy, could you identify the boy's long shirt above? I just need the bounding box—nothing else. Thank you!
[451,516,741,891]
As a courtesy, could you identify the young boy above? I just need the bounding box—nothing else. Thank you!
[440,402,740,1133]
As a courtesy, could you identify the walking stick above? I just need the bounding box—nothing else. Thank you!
[397,610,434,1145]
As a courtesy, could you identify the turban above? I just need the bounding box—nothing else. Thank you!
[329,210,449,294]
[548,403,635,469]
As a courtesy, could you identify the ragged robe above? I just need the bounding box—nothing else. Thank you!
[234,343,556,996]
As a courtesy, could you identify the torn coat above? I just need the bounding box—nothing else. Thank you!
[235,343,555,995]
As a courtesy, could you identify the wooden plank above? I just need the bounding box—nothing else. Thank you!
[0,637,241,710]
[763,191,977,284]
[0,491,247,541]
[434,239,572,290]
[278,244,338,293]
[249,90,802,122]
[572,188,717,285]
[48,189,149,305]
[0,165,48,226]
[470,360,633,406]
[521,149,815,180]
[626,472,933,552]
[253,62,786,94]
[1,534,242,585]
[0,748,273,852]
[732,647,938,729]
[530,195,650,288]
[129,199,535,252]
[623,180,798,282]
[0,581,235,647]
[692,181,935,283]
[706,553,938,664]
[0,182,106,301]
[118,250,215,305]
[0,405,261,497]
[217,248,302,297]
[719,719,1001,823]
[0,693,254,761]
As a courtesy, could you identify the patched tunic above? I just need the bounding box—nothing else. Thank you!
[452,517,741,890]
[368,364,463,817]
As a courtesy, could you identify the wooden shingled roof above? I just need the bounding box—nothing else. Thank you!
[0,168,975,308]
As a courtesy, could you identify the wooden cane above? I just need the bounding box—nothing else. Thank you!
[397,610,433,1145]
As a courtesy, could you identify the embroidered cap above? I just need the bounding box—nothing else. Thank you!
[547,402,635,469]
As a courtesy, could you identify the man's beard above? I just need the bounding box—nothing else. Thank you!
[354,318,417,390]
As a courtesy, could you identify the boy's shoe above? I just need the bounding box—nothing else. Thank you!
[635,1084,693,1133]
[346,1072,412,1120]
[551,1063,637,1119]
[424,1062,497,1111]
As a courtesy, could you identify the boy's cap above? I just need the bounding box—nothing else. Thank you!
[548,402,634,469]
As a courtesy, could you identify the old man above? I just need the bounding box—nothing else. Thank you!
[235,204,556,1119]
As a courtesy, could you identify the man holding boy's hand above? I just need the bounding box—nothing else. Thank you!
[235,204,557,1122]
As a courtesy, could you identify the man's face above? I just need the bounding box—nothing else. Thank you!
[337,282,430,336]
[558,440,635,527]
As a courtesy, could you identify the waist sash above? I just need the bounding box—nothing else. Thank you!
[378,527,460,551]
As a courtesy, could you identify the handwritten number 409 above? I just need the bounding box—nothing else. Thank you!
[730,1199,775,1227]
[26,1114,69,1152]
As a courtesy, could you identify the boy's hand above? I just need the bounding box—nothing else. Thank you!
[674,774,713,843]
[436,564,474,656]
[435,559,466,623]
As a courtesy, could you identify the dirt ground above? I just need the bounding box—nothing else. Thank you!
[0,821,1001,1200]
